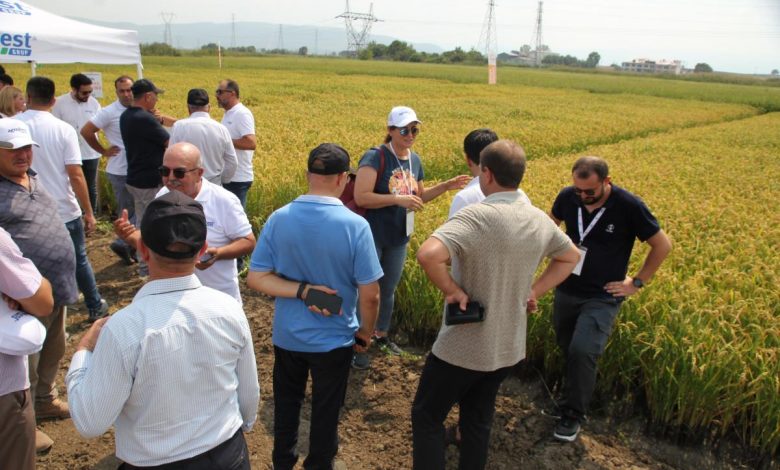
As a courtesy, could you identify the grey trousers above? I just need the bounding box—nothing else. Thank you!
[553,289,621,419]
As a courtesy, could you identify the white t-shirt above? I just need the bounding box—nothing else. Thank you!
[448,176,532,219]
[156,180,252,303]
[169,112,238,184]
[18,110,83,223]
[52,93,102,161]
[221,103,255,183]
[89,100,129,176]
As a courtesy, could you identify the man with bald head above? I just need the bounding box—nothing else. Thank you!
[114,143,255,303]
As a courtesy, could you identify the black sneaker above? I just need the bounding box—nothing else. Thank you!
[87,299,109,323]
[374,336,403,356]
[553,416,581,442]
[351,352,370,370]
[110,240,136,266]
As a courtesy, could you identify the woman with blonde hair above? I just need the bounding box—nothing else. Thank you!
[0,86,26,118]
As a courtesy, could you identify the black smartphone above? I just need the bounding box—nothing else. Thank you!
[304,289,343,315]
[445,301,485,325]
[199,252,215,263]
[354,335,367,347]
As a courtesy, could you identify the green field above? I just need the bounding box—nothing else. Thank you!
[3,56,779,459]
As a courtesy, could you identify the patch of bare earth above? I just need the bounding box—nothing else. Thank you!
[36,227,763,469]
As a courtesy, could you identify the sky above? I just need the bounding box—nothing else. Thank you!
[26,0,780,74]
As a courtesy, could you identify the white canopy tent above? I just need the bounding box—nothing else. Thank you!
[0,1,143,77]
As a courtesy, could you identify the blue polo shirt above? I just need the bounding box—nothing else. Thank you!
[250,195,383,353]
[551,184,660,298]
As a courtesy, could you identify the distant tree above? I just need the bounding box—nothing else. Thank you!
[298,46,308,56]
[585,51,601,68]
[141,42,180,56]
[519,44,532,56]
[201,43,218,51]
[694,63,713,73]
[772,69,779,76]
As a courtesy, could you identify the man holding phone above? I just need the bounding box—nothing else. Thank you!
[414,140,580,470]
[247,143,383,469]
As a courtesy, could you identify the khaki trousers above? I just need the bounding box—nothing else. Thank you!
[0,389,36,470]
[28,306,66,405]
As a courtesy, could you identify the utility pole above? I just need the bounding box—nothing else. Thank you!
[336,0,381,57]
[478,0,498,84]
[277,24,284,52]
[315,28,319,56]
[160,12,175,47]
[531,1,544,66]
[231,13,236,48]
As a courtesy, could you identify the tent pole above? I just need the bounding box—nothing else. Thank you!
[30,61,37,77]
[137,63,143,79]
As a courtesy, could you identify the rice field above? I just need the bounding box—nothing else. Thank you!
[3,56,778,459]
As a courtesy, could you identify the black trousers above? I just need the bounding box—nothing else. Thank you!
[118,428,249,469]
[411,353,513,470]
[272,345,353,470]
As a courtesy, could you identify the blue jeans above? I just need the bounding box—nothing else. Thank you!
[553,289,621,419]
[81,158,99,215]
[374,241,408,334]
[224,181,252,210]
[65,217,102,312]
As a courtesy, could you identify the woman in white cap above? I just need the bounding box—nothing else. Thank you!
[351,105,469,369]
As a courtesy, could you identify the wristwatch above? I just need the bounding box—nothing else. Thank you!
[632,277,645,289]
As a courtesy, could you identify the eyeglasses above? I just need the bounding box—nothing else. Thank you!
[215,89,233,95]
[573,187,599,196]
[158,166,199,179]
[397,126,420,137]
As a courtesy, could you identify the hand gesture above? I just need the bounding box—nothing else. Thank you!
[77,316,109,352]
[445,174,472,191]
[395,194,424,211]
[353,328,372,353]
[303,285,342,317]
[113,209,136,242]
[195,247,219,271]
[83,212,97,235]
[604,276,639,298]
[445,287,470,311]
[104,145,120,157]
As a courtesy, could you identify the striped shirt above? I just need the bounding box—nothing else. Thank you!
[66,274,259,467]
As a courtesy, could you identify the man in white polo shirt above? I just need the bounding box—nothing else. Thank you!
[52,73,101,216]
[115,142,255,303]
[169,88,237,185]
[81,76,137,265]
[215,79,255,209]
[18,77,108,322]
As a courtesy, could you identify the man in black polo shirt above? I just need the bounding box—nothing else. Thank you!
[120,79,169,276]
[549,156,671,442]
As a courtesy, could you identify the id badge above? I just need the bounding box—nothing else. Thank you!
[406,210,415,236]
[572,245,587,276]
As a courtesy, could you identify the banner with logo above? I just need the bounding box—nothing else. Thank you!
[0,1,140,65]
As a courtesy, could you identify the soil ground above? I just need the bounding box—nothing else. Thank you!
[35,226,767,470]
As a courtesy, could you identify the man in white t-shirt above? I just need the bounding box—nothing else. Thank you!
[448,128,530,219]
[52,74,101,216]
[115,143,256,303]
[215,79,256,209]
[18,77,109,321]
[80,76,136,265]
[169,88,237,185]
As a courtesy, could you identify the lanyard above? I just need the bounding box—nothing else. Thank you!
[388,142,414,194]
[577,207,605,245]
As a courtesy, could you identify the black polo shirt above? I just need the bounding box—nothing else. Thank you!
[120,106,169,189]
[551,184,660,298]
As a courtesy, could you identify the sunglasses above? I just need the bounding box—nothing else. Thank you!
[573,187,599,196]
[397,126,420,137]
[215,89,233,95]
[158,166,199,179]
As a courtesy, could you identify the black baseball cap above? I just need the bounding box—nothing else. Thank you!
[187,88,209,106]
[308,143,350,175]
[131,78,164,96]
[140,191,207,260]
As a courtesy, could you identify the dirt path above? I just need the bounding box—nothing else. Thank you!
[35,227,753,470]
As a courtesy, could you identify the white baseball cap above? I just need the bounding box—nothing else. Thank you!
[387,106,421,128]
[0,119,38,149]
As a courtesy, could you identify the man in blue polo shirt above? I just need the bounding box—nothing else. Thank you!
[549,156,671,442]
[247,143,382,469]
